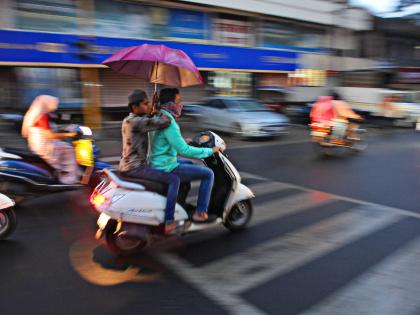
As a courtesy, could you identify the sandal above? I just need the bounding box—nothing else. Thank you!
[164,222,177,235]
[192,212,208,222]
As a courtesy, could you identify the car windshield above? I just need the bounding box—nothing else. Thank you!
[392,93,420,103]
[226,99,267,112]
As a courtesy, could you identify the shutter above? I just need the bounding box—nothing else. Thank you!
[99,69,207,108]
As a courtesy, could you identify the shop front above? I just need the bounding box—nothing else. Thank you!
[0,28,299,122]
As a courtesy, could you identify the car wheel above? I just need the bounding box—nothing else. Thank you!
[231,123,245,140]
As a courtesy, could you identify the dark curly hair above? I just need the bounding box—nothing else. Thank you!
[159,88,180,105]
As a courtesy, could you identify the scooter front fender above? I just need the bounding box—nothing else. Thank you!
[232,183,254,205]
[0,193,15,209]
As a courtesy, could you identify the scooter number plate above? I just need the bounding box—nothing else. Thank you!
[97,213,111,230]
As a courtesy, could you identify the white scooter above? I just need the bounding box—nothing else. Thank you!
[91,131,255,255]
[0,193,17,240]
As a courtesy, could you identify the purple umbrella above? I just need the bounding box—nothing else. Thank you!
[102,44,203,88]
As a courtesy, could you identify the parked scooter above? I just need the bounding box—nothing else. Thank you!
[91,131,255,255]
[0,193,16,240]
[310,121,367,156]
[0,125,110,201]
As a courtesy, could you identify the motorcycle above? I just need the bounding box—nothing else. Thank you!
[310,121,367,156]
[0,193,17,240]
[91,131,255,256]
[0,125,111,201]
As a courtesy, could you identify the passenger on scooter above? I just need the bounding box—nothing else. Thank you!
[119,89,180,235]
[310,95,334,128]
[21,95,80,184]
[331,92,362,140]
[149,88,222,223]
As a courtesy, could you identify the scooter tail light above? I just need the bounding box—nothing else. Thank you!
[91,193,107,207]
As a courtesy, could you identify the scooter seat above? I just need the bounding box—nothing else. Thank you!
[116,171,168,195]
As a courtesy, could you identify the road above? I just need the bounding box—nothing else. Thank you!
[1,127,420,315]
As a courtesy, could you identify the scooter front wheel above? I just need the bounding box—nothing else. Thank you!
[224,200,253,232]
[104,229,148,256]
[0,208,17,240]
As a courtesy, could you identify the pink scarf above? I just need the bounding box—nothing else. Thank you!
[159,101,183,119]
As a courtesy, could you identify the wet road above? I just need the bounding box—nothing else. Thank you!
[1,129,420,315]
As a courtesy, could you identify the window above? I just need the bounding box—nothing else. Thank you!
[15,68,83,108]
[206,99,226,109]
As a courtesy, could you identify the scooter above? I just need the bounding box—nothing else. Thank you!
[0,193,17,240]
[91,131,255,256]
[0,125,111,201]
[310,121,368,156]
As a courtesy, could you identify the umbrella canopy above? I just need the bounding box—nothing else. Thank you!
[102,44,203,88]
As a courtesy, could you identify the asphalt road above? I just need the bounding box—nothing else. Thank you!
[1,128,420,315]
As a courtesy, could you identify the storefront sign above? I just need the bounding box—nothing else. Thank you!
[167,9,209,41]
[0,29,298,72]
[213,18,254,46]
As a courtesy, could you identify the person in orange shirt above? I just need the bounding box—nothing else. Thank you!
[330,92,362,141]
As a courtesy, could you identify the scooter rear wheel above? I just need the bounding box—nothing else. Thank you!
[224,200,253,232]
[105,229,148,256]
[0,208,17,240]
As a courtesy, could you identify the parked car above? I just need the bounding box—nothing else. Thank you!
[185,97,289,138]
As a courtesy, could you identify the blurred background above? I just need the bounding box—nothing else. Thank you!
[0,0,419,137]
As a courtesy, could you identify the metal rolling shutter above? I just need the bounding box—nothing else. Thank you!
[99,69,207,108]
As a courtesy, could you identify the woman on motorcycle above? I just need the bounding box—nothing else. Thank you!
[21,95,80,184]
[149,88,221,222]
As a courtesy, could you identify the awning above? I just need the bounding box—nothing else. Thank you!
[0,29,299,72]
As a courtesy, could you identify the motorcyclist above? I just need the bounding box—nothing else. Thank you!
[149,88,222,223]
[310,95,334,128]
[331,92,362,141]
[21,95,80,184]
[119,89,180,235]
[310,93,362,142]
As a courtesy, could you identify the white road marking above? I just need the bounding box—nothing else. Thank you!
[241,171,420,221]
[155,172,418,315]
[302,235,420,315]
[199,205,400,294]
[157,204,400,315]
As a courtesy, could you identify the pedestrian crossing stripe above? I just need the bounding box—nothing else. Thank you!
[155,171,420,315]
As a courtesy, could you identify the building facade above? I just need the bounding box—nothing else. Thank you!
[0,0,374,122]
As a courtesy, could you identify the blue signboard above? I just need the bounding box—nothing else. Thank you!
[168,9,209,40]
[0,29,298,72]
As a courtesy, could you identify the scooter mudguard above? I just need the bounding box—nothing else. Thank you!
[232,183,255,205]
[0,193,14,209]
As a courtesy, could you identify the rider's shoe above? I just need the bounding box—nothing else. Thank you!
[164,222,177,235]
[192,212,217,223]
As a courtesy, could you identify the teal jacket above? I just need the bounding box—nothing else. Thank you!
[149,110,213,172]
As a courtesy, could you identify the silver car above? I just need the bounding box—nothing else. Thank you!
[187,97,289,138]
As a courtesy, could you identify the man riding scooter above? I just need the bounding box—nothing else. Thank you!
[150,88,222,223]
[310,92,362,144]
[119,89,180,235]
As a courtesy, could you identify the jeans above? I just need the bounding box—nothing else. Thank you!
[123,166,180,224]
[171,163,214,213]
